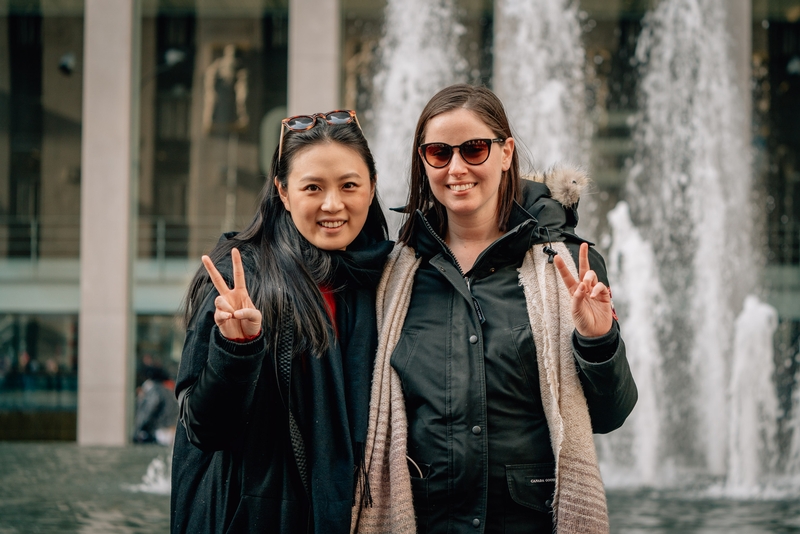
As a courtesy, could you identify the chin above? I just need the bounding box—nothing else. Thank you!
[313,237,350,251]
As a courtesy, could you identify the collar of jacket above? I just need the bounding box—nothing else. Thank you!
[328,231,394,290]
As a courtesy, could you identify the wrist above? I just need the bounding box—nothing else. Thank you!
[225,329,262,343]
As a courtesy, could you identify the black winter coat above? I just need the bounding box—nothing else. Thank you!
[392,180,638,533]
[170,236,391,534]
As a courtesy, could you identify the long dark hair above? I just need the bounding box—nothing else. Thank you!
[399,83,522,244]
[182,120,388,356]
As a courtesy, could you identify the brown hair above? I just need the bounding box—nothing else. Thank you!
[398,83,521,244]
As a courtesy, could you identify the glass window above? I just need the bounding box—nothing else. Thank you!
[0,313,79,440]
[133,2,290,442]
[1,2,83,440]
[1,6,83,260]
[137,2,290,262]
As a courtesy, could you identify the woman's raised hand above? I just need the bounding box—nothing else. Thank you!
[202,248,262,341]
[553,242,613,338]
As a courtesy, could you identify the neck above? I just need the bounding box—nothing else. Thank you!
[444,213,503,273]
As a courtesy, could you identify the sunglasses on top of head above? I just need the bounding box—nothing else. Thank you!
[418,138,506,169]
[278,109,361,162]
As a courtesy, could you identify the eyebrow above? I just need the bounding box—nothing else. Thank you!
[297,172,367,183]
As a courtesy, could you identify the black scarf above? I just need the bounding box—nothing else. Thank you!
[292,234,392,533]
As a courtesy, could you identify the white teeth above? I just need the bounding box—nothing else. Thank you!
[319,220,345,228]
[449,183,475,191]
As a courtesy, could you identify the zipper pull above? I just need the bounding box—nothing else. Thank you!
[466,277,485,324]
[473,297,486,324]
[542,244,558,264]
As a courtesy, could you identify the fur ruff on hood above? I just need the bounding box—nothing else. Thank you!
[526,165,590,208]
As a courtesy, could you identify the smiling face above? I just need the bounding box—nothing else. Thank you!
[421,108,515,229]
[276,142,375,250]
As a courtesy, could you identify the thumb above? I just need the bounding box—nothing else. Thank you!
[233,308,262,323]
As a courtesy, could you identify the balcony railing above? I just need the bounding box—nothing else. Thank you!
[0,215,234,261]
[767,221,800,265]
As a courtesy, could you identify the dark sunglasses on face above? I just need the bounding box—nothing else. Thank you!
[418,138,506,168]
[278,110,361,161]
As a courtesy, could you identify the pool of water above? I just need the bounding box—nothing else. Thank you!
[1,442,799,533]
[0,442,171,533]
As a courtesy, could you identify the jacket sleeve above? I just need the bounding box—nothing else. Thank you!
[572,321,638,434]
[175,286,267,451]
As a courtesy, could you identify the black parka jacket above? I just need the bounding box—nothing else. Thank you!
[392,180,638,533]
[170,236,391,534]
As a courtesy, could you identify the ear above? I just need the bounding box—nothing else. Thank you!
[501,137,515,172]
[274,177,290,211]
[369,178,376,203]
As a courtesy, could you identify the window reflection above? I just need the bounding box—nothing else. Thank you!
[0,314,78,440]
[138,9,289,261]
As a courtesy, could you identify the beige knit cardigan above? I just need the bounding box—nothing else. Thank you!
[351,240,609,534]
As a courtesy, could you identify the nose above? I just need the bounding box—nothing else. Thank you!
[321,189,344,213]
[448,149,468,176]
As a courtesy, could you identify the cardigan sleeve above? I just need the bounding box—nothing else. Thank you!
[176,285,267,451]
[572,320,638,434]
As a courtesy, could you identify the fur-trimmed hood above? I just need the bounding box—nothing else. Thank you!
[526,165,590,208]
[511,164,591,244]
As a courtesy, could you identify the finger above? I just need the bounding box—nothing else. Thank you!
[202,255,231,296]
[231,248,248,293]
[573,281,587,309]
[233,308,263,323]
[590,281,610,300]
[554,253,578,294]
[215,295,236,315]
[579,242,590,282]
[214,308,232,324]
[582,269,598,289]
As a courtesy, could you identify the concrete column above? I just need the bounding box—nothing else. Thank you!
[78,0,138,445]
[726,0,752,130]
[287,0,340,115]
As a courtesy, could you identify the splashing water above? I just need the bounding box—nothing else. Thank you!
[600,201,665,487]
[726,296,779,496]
[370,0,466,235]
[123,455,171,495]
[784,351,800,489]
[493,0,588,169]
[597,0,792,495]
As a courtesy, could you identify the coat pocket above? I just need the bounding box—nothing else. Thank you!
[505,463,556,513]
[390,330,420,377]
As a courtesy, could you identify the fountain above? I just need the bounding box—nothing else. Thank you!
[369,0,467,234]
[493,0,588,169]
[595,0,797,495]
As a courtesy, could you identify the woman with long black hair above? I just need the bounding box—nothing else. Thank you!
[170,111,392,534]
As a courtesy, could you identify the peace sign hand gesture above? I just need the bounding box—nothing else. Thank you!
[202,248,262,341]
[553,242,613,338]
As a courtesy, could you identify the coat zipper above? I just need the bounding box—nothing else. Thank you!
[420,216,486,324]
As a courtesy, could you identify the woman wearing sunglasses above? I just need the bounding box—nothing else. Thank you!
[352,85,637,533]
[170,111,392,534]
